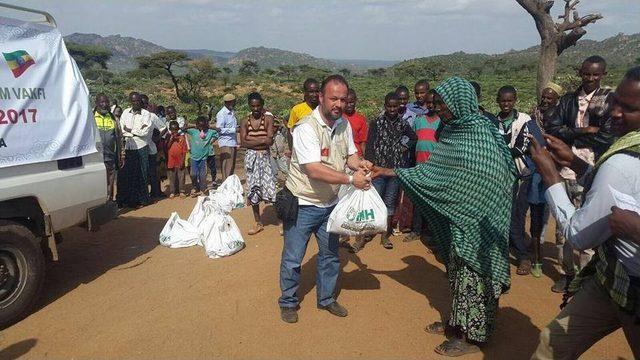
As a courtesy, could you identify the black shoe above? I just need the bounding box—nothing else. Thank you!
[280,307,298,323]
[551,275,573,293]
[318,301,348,317]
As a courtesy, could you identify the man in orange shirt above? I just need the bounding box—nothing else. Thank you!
[343,89,368,157]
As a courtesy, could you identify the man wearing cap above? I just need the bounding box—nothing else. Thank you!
[216,93,239,182]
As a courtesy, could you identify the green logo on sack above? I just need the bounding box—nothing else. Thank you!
[346,207,375,223]
[355,209,375,222]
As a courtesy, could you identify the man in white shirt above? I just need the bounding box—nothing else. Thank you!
[216,94,239,182]
[116,92,153,208]
[278,75,372,324]
[140,94,167,200]
[530,66,640,359]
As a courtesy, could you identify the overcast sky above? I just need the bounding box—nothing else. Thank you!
[4,0,640,61]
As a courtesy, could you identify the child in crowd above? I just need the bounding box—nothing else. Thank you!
[186,116,218,197]
[165,120,188,198]
[496,85,534,276]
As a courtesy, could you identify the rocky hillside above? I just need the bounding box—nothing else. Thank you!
[64,33,166,70]
[65,32,639,74]
[227,46,336,69]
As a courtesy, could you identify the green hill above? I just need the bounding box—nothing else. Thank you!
[392,33,640,78]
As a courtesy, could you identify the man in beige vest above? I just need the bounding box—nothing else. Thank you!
[279,75,372,323]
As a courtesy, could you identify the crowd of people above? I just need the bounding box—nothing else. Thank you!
[93,55,640,358]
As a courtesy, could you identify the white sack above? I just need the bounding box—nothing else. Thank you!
[187,196,209,229]
[327,185,387,236]
[159,212,202,248]
[209,174,245,212]
[201,212,245,259]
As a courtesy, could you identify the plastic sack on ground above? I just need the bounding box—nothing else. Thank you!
[209,174,245,212]
[201,212,245,258]
[159,212,202,248]
[327,185,388,236]
[187,196,208,229]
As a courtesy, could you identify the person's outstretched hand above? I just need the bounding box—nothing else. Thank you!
[529,136,562,186]
[352,170,371,190]
[544,134,574,168]
[370,165,395,179]
[609,206,640,244]
[359,160,373,172]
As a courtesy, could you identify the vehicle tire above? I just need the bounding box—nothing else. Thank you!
[0,220,45,329]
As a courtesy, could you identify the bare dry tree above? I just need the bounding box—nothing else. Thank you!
[516,0,602,95]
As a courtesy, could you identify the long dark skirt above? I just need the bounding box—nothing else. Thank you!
[116,147,150,207]
[448,253,500,343]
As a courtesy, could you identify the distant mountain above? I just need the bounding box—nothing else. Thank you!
[64,32,639,74]
[331,58,398,70]
[178,49,236,66]
[227,46,336,69]
[64,33,166,71]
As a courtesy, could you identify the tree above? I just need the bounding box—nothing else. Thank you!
[136,51,190,101]
[181,58,220,113]
[66,42,112,70]
[516,0,602,95]
[262,68,277,76]
[297,64,313,74]
[277,64,296,80]
[239,60,259,76]
[222,66,233,86]
[136,51,219,113]
[339,68,351,77]
[367,68,386,77]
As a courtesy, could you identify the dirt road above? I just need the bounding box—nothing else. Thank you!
[0,195,633,359]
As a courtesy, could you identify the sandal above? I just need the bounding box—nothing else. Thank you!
[403,232,421,243]
[516,259,532,276]
[434,339,480,357]
[350,237,367,253]
[531,262,543,278]
[248,225,264,236]
[339,239,352,249]
[381,235,393,250]
[424,321,446,335]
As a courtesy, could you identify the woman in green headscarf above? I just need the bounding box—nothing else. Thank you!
[372,77,516,356]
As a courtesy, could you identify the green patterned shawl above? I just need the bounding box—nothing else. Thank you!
[396,77,516,294]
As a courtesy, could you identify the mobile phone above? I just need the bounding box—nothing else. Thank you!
[527,121,547,148]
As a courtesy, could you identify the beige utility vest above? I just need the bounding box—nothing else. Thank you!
[286,114,350,205]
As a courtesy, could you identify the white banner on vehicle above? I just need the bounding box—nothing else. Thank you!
[0,16,96,168]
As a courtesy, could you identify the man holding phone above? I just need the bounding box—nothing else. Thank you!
[544,56,616,293]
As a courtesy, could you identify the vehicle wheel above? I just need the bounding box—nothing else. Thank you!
[0,220,45,329]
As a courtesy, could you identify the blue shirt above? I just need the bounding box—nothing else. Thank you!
[407,102,427,116]
[401,108,419,129]
[216,106,238,147]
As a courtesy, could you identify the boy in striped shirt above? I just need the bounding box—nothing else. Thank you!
[404,90,441,242]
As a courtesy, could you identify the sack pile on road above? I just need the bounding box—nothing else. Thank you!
[159,175,246,258]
